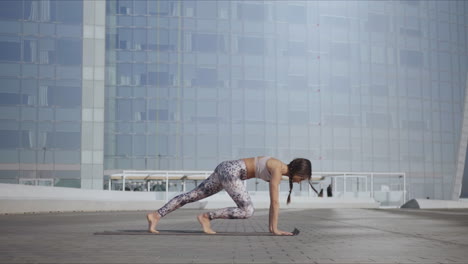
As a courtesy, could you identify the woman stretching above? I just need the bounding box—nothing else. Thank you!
[146,157,312,236]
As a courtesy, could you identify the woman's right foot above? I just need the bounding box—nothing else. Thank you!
[147,212,161,233]
[197,213,216,234]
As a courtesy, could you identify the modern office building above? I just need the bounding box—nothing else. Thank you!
[0,1,467,200]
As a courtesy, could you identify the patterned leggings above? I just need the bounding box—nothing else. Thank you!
[157,159,254,220]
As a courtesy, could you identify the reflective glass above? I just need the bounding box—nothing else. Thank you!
[0,36,21,62]
[0,1,22,20]
[57,39,82,65]
[56,0,83,24]
[101,1,468,200]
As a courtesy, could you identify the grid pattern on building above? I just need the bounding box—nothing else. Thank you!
[0,0,84,188]
[0,1,468,200]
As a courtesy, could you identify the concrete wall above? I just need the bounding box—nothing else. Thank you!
[81,0,106,189]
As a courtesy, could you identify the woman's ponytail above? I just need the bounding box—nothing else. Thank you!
[287,177,293,204]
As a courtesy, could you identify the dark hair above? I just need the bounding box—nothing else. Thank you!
[286,158,312,204]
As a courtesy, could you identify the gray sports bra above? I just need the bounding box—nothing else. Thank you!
[254,156,272,182]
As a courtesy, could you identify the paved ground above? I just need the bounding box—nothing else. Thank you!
[1,208,468,264]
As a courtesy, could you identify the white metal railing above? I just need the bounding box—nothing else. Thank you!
[108,170,406,206]
[19,178,54,187]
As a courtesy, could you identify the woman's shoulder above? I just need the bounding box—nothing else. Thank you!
[266,157,284,169]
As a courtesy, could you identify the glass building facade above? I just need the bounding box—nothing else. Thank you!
[0,0,84,187]
[1,0,468,200]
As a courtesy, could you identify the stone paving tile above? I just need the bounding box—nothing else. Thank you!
[1,208,468,263]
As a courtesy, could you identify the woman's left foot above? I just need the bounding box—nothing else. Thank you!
[197,213,216,234]
[147,212,161,233]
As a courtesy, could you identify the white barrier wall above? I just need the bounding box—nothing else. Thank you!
[0,183,175,214]
[401,198,468,209]
[0,183,379,214]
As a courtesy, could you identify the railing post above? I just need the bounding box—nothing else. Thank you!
[343,174,346,198]
[165,172,169,202]
[403,172,407,205]
[122,173,126,192]
[371,173,374,198]
[365,175,368,194]
[333,177,337,196]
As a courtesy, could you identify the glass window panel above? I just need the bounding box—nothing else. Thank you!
[54,151,80,163]
[133,51,146,62]
[331,76,350,93]
[400,49,423,68]
[287,41,306,56]
[55,170,80,179]
[133,16,146,27]
[0,21,21,35]
[116,99,132,121]
[23,22,39,35]
[117,86,132,97]
[133,0,147,15]
[148,1,174,16]
[117,51,132,62]
[0,130,24,148]
[192,34,225,53]
[0,150,18,163]
[132,63,146,85]
[56,66,81,80]
[133,29,146,50]
[157,134,169,156]
[0,1,23,20]
[54,178,81,188]
[0,78,20,104]
[23,39,38,63]
[287,5,307,24]
[45,85,81,107]
[148,29,174,51]
[196,1,217,19]
[117,0,132,15]
[39,23,55,35]
[0,36,21,62]
[56,25,81,38]
[55,109,80,121]
[24,0,53,22]
[238,37,264,55]
[117,28,132,50]
[47,132,81,150]
[0,106,19,119]
[39,38,55,64]
[117,16,132,27]
[197,135,216,156]
[133,135,146,156]
[0,93,26,105]
[20,150,36,162]
[39,65,54,78]
[366,13,389,32]
[117,63,132,85]
[57,39,82,65]
[197,101,216,117]
[237,3,264,21]
[192,68,217,87]
[55,0,82,24]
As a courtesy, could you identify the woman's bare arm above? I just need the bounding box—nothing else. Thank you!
[268,161,293,236]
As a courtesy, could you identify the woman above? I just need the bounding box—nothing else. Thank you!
[146,156,312,236]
